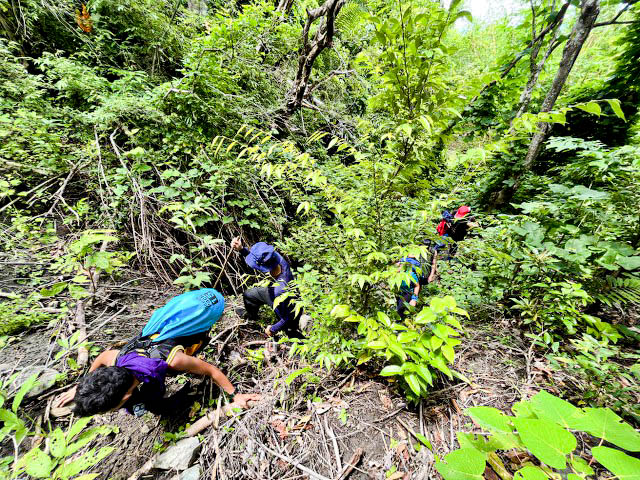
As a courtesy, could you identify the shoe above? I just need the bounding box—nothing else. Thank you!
[235,307,247,318]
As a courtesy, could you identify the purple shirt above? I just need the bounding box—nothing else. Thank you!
[116,351,168,396]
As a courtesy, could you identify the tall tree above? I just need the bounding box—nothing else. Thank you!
[282,0,346,116]
[513,0,570,120]
[521,0,601,170]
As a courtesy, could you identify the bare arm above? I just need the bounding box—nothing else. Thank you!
[428,252,438,283]
[89,350,119,372]
[168,351,235,395]
[54,349,119,408]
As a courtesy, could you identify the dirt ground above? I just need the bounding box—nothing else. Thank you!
[0,273,559,480]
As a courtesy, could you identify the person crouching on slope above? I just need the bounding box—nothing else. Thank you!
[231,238,303,338]
[395,255,422,320]
[54,288,259,416]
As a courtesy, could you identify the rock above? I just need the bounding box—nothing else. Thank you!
[154,437,201,471]
[228,350,245,367]
[172,464,202,480]
[0,364,60,398]
[299,314,312,333]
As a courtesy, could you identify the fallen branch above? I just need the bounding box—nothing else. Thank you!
[337,448,364,480]
[255,438,332,480]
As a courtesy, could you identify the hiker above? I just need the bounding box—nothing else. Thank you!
[231,238,303,338]
[430,205,479,278]
[395,255,422,320]
[53,289,260,417]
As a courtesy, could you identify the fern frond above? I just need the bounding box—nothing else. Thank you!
[592,274,640,307]
[336,0,370,38]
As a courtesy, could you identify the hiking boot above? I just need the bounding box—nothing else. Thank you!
[234,307,247,318]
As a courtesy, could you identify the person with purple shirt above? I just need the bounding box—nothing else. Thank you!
[53,289,260,417]
[230,238,303,338]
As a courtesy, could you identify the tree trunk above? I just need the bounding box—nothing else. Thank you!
[513,2,569,119]
[282,0,346,117]
[276,0,295,15]
[522,0,600,171]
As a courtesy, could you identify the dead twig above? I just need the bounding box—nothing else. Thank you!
[336,448,364,480]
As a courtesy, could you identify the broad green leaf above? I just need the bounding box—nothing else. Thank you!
[330,305,350,318]
[605,98,626,121]
[39,282,68,297]
[512,418,577,469]
[441,344,455,363]
[430,355,452,378]
[575,102,601,116]
[570,455,594,475]
[405,373,421,396]
[415,432,432,449]
[13,373,39,412]
[415,308,436,324]
[514,465,548,480]
[416,365,433,386]
[435,447,486,480]
[380,365,402,376]
[285,367,311,386]
[529,390,584,428]
[616,256,640,271]
[49,427,66,458]
[67,417,93,442]
[572,408,640,452]
[591,446,640,480]
[367,340,386,349]
[466,406,513,433]
[16,447,53,478]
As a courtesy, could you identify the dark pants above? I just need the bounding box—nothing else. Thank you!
[396,291,412,320]
[243,287,303,338]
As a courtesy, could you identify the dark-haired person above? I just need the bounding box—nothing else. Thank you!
[230,238,303,338]
[53,288,259,417]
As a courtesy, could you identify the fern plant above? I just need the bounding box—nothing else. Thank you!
[591,274,640,307]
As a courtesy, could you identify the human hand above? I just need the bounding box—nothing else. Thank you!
[231,393,262,409]
[264,326,273,337]
[231,237,243,251]
[53,386,77,408]
[409,300,417,307]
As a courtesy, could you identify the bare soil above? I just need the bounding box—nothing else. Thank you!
[1,278,561,480]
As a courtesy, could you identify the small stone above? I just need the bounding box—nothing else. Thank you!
[172,464,202,480]
[0,365,60,398]
[154,437,201,471]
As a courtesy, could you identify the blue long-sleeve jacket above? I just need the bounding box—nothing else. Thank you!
[241,247,296,333]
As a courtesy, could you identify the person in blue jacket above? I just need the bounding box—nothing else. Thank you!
[231,238,302,338]
[53,289,260,417]
[395,255,423,320]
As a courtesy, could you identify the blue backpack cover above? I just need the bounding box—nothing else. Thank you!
[142,289,225,342]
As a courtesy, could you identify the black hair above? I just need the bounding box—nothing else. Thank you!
[73,366,134,416]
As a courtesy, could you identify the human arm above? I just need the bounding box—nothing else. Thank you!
[428,252,438,283]
[231,236,250,257]
[410,283,420,307]
[168,351,235,395]
[53,350,119,408]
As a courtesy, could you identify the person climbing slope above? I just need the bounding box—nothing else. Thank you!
[430,205,479,280]
[395,255,422,320]
[54,288,260,416]
[231,238,303,338]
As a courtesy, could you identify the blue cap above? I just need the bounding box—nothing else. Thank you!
[246,242,280,273]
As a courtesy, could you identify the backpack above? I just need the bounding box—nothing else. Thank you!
[436,210,454,236]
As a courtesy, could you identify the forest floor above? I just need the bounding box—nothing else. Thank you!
[1,273,571,480]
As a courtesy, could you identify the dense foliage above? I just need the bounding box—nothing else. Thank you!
[1,0,639,476]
